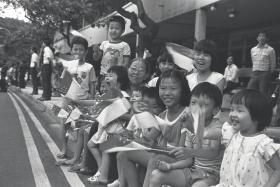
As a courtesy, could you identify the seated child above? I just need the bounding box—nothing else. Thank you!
[117,69,191,187]
[214,89,280,187]
[108,87,165,187]
[145,82,224,187]
[87,66,130,185]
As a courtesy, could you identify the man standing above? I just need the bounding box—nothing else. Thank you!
[224,55,239,94]
[247,31,276,94]
[39,38,54,101]
[30,46,39,95]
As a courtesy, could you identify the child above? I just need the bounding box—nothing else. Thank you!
[87,66,130,185]
[56,36,97,159]
[145,82,224,187]
[100,15,131,75]
[108,87,165,187]
[214,89,280,187]
[148,52,175,87]
[117,69,191,187]
[187,39,225,92]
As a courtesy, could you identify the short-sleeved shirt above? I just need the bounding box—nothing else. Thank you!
[43,46,54,65]
[66,62,96,100]
[224,64,239,83]
[100,41,131,75]
[30,53,39,68]
[187,72,224,91]
[251,44,276,72]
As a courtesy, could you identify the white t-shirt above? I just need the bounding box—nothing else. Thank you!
[43,46,54,64]
[224,64,239,83]
[66,62,96,100]
[186,72,224,91]
[100,40,131,75]
[148,77,159,87]
[30,53,39,68]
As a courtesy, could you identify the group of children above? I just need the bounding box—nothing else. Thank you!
[53,14,280,187]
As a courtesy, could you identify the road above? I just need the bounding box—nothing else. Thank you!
[0,90,103,187]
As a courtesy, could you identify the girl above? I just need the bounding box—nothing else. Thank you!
[117,69,191,187]
[187,39,225,93]
[87,66,130,185]
[214,89,280,187]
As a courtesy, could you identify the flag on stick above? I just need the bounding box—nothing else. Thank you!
[166,42,195,72]
[50,104,69,119]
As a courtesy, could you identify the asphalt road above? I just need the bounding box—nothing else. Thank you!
[0,90,104,187]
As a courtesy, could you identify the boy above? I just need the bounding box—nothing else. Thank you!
[146,82,224,187]
[148,52,175,87]
[56,36,97,160]
[100,15,131,75]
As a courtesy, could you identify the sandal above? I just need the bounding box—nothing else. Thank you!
[56,152,68,159]
[87,171,100,182]
[55,160,72,167]
[88,176,108,185]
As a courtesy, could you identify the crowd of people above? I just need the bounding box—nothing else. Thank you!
[20,14,280,187]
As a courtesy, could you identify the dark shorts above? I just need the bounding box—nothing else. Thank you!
[183,167,219,186]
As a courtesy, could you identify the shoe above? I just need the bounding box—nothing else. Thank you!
[55,160,73,167]
[56,152,68,159]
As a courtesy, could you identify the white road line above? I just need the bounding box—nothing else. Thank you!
[11,92,85,187]
[8,92,52,187]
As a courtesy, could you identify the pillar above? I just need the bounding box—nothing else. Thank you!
[194,8,207,42]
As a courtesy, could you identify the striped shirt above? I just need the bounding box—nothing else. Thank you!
[251,44,276,72]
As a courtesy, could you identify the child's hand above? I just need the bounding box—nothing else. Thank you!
[169,147,190,159]
[132,101,149,113]
[156,160,172,172]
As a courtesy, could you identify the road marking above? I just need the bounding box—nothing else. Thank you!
[11,92,85,187]
[8,92,52,187]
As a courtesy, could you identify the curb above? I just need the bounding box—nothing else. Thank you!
[9,86,61,124]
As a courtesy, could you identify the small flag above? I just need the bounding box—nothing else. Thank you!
[50,104,69,119]
[166,42,195,72]
[65,107,83,124]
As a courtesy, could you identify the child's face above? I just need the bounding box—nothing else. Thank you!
[100,79,110,95]
[105,72,119,89]
[159,78,182,108]
[190,95,218,122]
[229,104,257,135]
[108,21,123,40]
[193,51,212,72]
[142,96,163,115]
[159,61,174,73]
[131,90,142,102]
[71,44,87,59]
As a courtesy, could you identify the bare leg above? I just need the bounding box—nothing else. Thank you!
[87,140,102,169]
[118,150,152,187]
[98,152,110,182]
[149,168,189,187]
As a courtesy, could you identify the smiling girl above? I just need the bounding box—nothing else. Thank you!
[214,89,280,187]
[187,40,225,93]
[117,69,191,187]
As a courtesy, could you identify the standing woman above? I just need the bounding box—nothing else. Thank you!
[30,46,39,95]
[187,39,225,93]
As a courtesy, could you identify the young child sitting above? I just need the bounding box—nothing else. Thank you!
[214,89,280,187]
[145,82,224,187]
[117,69,191,187]
[108,87,165,187]
[100,15,131,76]
[87,66,130,185]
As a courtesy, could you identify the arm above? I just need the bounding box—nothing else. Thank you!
[170,139,222,160]
[89,81,95,99]
[122,56,130,68]
[73,99,96,106]
[269,48,276,71]
[89,67,97,97]
[265,153,280,187]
